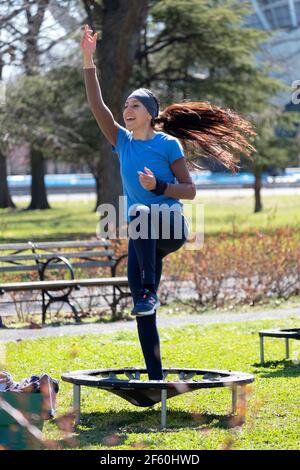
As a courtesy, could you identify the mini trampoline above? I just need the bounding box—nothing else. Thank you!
[61,367,254,428]
[259,328,300,365]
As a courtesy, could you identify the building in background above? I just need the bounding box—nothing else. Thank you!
[245,0,300,107]
[246,0,300,29]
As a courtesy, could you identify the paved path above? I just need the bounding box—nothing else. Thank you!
[11,187,300,203]
[0,306,298,343]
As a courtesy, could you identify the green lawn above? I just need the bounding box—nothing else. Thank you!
[1,194,300,242]
[0,199,98,243]
[195,193,300,236]
[5,316,300,450]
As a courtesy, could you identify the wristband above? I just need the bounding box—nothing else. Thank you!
[150,179,168,195]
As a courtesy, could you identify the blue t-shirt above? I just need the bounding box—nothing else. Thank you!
[112,126,185,222]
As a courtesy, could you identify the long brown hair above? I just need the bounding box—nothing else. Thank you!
[152,101,257,174]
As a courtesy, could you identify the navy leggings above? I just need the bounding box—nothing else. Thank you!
[127,206,188,380]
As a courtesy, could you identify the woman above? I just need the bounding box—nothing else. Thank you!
[80,25,256,380]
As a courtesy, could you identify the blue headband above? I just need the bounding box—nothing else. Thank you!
[126,88,159,118]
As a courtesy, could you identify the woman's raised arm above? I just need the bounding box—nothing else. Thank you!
[80,24,119,147]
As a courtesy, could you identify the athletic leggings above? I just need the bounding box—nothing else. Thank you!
[127,205,189,380]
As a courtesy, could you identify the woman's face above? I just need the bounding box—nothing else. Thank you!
[123,97,152,130]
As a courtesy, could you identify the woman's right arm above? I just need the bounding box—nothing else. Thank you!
[81,25,119,147]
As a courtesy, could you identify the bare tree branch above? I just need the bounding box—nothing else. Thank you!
[5,21,26,37]
[39,28,81,54]
[142,33,202,57]
[0,6,26,27]
[147,67,188,82]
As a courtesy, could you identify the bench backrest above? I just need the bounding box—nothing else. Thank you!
[0,240,117,277]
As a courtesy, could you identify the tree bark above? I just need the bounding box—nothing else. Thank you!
[0,152,15,209]
[254,168,262,213]
[24,0,51,210]
[27,147,50,210]
[92,0,148,233]
[0,51,15,209]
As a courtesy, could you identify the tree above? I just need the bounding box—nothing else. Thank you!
[0,0,51,209]
[0,53,15,209]
[244,107,300,212]
[1,65,91,189]
[136,0,297,212]
[0,0,84,210]
[82,0,149,225]
[0,153,16,209]
[24,0,51,209]
[1,59,116,218]
[135,0,278,110]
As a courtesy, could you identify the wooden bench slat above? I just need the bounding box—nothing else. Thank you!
[0,240,112,251]
[30,241,112,249]
[0,265,41,273]
[0,277,129,292]
[0,250,115,262]
[0,260,116,273]
[0,243,39,251]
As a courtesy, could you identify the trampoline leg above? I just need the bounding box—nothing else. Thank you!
[160,389,167,429]
[240,385,247,403]
[285,338,290,359]
[260,335,265,365]
[232,385,238,414]
[73,384,81,425]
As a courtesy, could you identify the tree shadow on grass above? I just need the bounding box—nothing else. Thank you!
[69,409,244,448]
[252,359,300,378]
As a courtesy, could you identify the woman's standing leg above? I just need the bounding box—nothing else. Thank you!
[127,237,163,380]
[135,248,164,380]
[127,209,187,380]
[134,213,187,380]
[135,314,163,380]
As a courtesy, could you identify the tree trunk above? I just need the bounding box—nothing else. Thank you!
[24,0,51,210]
[0,51,15,209]
[254,168,262,213]
[93,0,148,233]
[27,148,50,210]
[0,152,15,209]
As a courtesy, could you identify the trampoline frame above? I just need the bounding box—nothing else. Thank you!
[61,367,254,429]
[259,328,300,365]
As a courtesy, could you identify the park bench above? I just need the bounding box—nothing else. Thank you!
[0,240,131,326]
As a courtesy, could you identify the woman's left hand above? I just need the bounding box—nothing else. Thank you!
[138,167,156,191]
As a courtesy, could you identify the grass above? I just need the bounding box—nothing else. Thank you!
[1,193,299,449]
[1,194,300,242]
[193,193,300,236]
[4,316,300,450]
[0,199,99,243]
